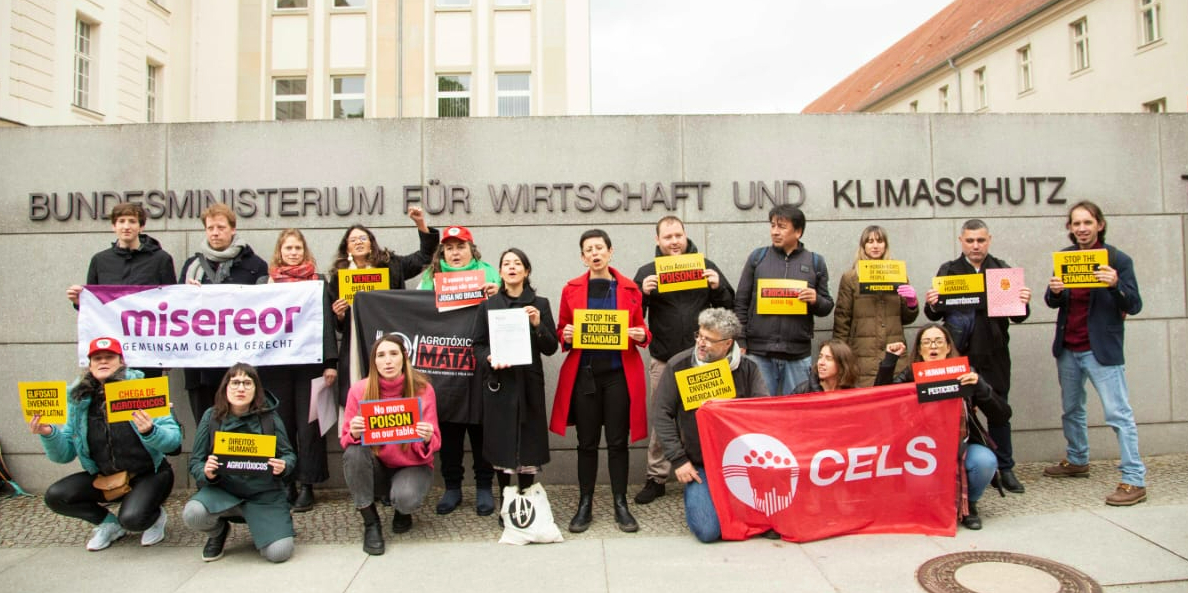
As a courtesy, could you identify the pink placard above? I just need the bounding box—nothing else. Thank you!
[985,268,1026,317]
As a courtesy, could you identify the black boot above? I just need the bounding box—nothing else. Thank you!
[613,494,638,533]
[202,520,230,562]
[292,484,315,513]
[961,501,982,530]
[568,493,593,533]
[359,505,385,555]
[391,511,413,534]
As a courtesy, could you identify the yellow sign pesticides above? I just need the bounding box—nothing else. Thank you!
[104,376,171,423]
[756,278,808,315]
[931,273,985,308]
[655,253,708,293]
[338,267,390,305]
[1053,249,1109,289]
[857,260,907,294]
[676,358,736,411]
[572,309,629,350]
[213,431,278,474]
[18,381,68,423]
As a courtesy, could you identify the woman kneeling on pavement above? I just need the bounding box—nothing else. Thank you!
[30,337,180,551]
[185,363,297,563]
[341,334,441,555]
[875,323,1009,530]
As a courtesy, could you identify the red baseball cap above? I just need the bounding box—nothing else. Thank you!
[87,337,124,358]
[442,225,474,244]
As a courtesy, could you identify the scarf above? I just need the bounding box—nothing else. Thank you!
[185,234,248,284]
[692,341,742,371]
[269,262,317,283]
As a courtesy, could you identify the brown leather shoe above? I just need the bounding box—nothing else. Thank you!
[1105,483,1147,506]
[1043,459,1089,478]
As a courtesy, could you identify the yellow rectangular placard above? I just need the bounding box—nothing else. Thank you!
[655,253,708,293]
[338,267,390,305]
[931,273,986,308]
[104,376,171,423]
[212,431,277,459]
[1053,249,1109,289]
[756,278,808,315]
[19,381,68,423]
[857,260,908,294]
[676,358,736,411]
[572,309,629,350]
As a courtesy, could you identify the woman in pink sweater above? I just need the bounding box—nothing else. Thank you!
[340,335,441,555]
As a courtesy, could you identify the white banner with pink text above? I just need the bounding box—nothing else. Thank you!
[77,283,325,368]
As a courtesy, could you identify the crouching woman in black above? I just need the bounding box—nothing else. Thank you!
[875,323,1009,530]
[184,363,297,563]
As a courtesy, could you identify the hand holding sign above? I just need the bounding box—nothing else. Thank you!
[29,414,53,436]
[268,458,286,476]
[204,454,220,480]
[130,409,155,435]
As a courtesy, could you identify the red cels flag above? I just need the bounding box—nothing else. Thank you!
[698,383,961,542]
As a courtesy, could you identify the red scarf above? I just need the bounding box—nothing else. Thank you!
[269,262,318,283]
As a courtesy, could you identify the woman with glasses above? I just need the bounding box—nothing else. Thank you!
[184,364,297,563]
[552,229,651,533]
[874,323,1010,530]
[792,339,859,394]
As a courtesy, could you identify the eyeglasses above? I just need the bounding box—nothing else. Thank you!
[693,332,731,345]
[348,236,370,245]
[228,379,255,388]
[921,338,948,348]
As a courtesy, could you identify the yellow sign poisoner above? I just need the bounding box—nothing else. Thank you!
[212,431,277,459]
[338,267,390,305]
[655,253,708,293]
[18,381,68,423]
[676,358,736,411]
[1053,249,1109,289]
[756,278,808,315]
[572,309,629,350]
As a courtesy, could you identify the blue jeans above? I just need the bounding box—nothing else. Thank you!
[1057,349,1146,487]
[683,467,721,543]
[748,354,812,397]
[965,444,996,503]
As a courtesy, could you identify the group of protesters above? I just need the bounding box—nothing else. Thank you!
[30,197,1145,558]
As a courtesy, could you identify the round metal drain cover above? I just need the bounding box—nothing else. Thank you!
[917,551,1101,593]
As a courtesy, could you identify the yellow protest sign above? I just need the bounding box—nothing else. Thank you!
[572,309,629,350]
[1053,249,1109,288]
[104,376,171,423]
[756,278,808,315]
[338,267,390,305]
[676,358,736,411]
[931,274,986,308]
[212,431,277,458]
[655,253,708,293]
[19,381,68,423]
[857,260,907,294]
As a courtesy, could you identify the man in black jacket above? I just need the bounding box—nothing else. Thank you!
[924,219,1030,494]
[631,216,734,504]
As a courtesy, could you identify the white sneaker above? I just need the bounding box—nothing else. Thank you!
[141,508,167,546]
[86,520,127,551]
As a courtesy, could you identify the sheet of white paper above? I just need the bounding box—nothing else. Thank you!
[488,308,533,367]
[309,377,339,437]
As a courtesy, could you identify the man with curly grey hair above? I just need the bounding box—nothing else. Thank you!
[650,308,768,542]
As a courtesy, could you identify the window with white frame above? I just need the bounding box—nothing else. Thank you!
[438,74,471,117]
[1139,0,1161,45]
[1071,18,1090,72]
[274,77,307,120]
[938,85,949,112]
[332,76,365,119]
[974,67,987,110]
[436,0,469,7]
[496,73,530,116]
[1143,98,1166,113]
[74,18,94,109]
[276,0,308,8]
[1017,45,1033,93]
[146,64,159,123]
[495,0,530,6]
[334,0,366,7]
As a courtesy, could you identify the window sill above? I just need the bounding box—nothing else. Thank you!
[435,6,473,13]
[1135,38,1165,55]
[493,5,532,12]
[71,104,105,122]
[1069,67,1092,80]
[148,0,170,16]
[1017,88,1035,99]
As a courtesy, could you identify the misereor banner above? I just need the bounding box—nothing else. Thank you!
[78,283,326,368]
[698,384,961,542]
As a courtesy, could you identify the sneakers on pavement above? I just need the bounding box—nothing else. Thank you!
[1105,483,1147,506]
[1043,459,1090,478]
[86,520,127,551]
[140,507,168,546]
[202,521,230,562]
[633,478,666,505]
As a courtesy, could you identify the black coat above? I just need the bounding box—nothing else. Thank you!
[86,234,176,286]
[471,288,558,469]
[632,239,735,363]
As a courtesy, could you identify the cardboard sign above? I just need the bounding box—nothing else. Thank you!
[1053,249,1109,289]
[339,267,390,305]
[572,309,629,350]
[655,253,708,293]
[676,358,736,411]
[756,279,808,315]
[985,268,1026,318]
[433,269,487,311]
[931,274,985,308]
[360,398,422,446]
[19,381,68,423]
[910,356,970,403]
[212,431,277,474]
[857,260,907,294]
[104,376,171,423]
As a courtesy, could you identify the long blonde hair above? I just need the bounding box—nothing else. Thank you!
[850,225,890,270]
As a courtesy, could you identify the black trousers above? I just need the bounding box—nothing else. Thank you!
[44,464,174,530]
[571,368,630,496]
[259,365,330,484]
[970,353,1014,470]
[439,421,494,490]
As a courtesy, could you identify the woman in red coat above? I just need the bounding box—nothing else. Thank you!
[551,229,651,534]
